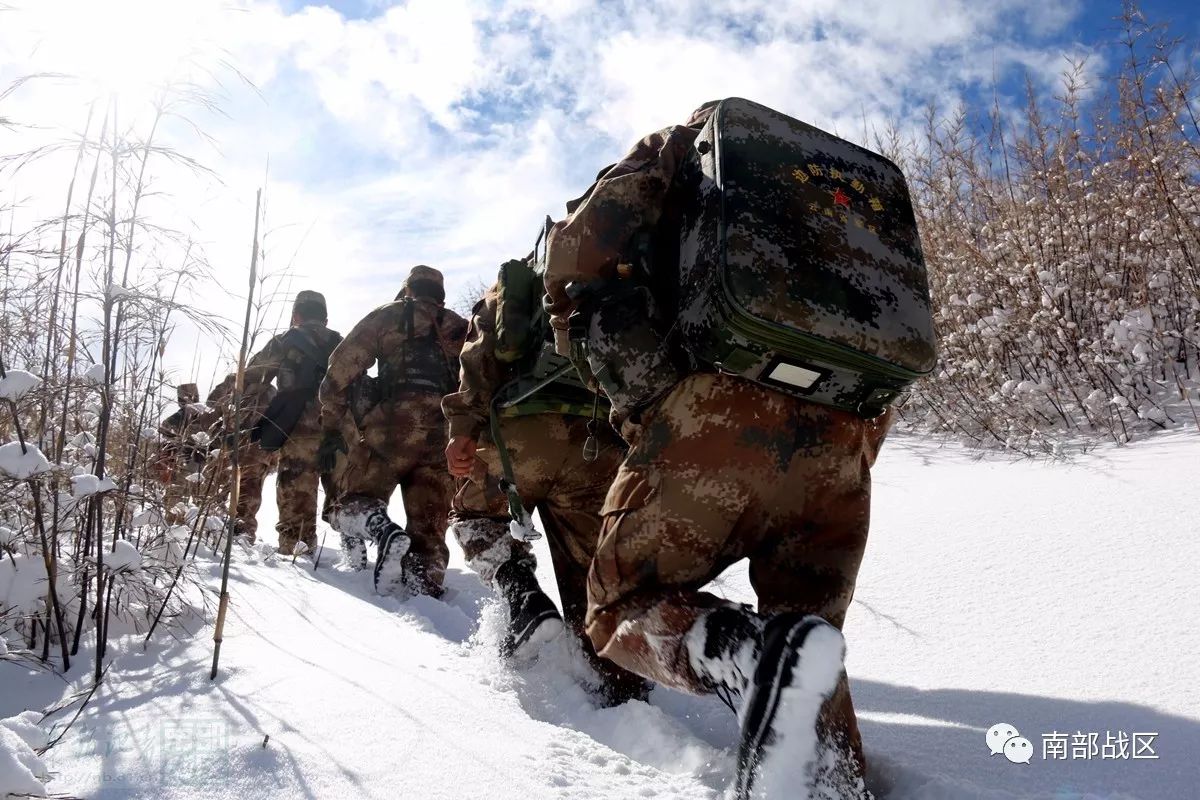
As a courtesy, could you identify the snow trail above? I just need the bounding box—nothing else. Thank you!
[2,432,1197,799]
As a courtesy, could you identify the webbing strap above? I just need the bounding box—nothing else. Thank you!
[488,387,528,527]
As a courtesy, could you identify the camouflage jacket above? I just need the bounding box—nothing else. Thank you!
[230,321,343,439]
[320,297,467,435]
[441,285,504,440]
[157,405,208,465]
[544,122,703,355]
[205,378,277,438]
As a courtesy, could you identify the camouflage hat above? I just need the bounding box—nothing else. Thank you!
[177,383,199,403]
[293,290,327,318]
[403,265,444,289]
[401,265,446,303]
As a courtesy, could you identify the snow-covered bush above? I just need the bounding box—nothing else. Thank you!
[893,11,1200,451]
[0,80,243,684]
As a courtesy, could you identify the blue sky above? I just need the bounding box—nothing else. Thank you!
[2,0,1198,378]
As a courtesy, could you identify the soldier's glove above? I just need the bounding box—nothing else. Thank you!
[317,430,347,474]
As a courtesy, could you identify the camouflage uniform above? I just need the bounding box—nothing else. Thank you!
[443,285,647,702]
[544,104,892,789]
[157,383,209,523]
[205,380,279,541]
[234,292,342,554]
[321,266,468,593]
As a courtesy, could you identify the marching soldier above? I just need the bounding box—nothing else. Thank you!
[543,102,894,797]
[443,276,649,705]
[156,382,208,524]
[217,290,341,555]
[319,266,468,597]
[205,379,278,541]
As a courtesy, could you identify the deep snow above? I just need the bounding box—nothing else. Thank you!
[2,431,1198,799]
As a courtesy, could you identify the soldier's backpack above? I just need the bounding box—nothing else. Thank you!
[493,218,602,420]
[491,221,610,539]
[253,327,335,451]
[672,97,936,417]
[377,298,460,397]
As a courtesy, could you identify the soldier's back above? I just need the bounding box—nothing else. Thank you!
[275,322,341,439]
[367,299,467,398]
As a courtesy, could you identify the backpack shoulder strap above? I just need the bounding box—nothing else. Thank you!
[281,326,331,387]
[282,326,323,364]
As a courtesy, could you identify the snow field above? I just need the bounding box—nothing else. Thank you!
[1,431,1197,799]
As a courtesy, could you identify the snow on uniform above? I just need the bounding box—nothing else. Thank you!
[157,383,208,524]
[544,104,893,789]
[321,267,468,594]
[442,285,648,702]
[238,310,342,553]
[205,378,279,541]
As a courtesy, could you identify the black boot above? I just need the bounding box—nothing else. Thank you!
[730,613,846,800]
[341,533,368,572]
[335,504,406,588]
[590,664,652,707]
[687,604,766,703]
[397,552,444,599]
[359,507,399,544]
[573,626,652,707]
[494,559,563,663]
[371,514,411,597]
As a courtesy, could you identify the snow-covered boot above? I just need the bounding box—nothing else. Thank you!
[398,554,445,599]
[232,518,256,544]
[687,604,766,702]
[494,559,563,663]
[589,666,653,708]
[334,504,402,580]
[340,533,369,572]
[369,509,411,596]
[730,614,847,800]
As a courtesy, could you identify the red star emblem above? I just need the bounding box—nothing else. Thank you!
[832,188,851,208]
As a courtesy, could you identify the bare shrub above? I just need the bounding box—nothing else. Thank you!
[896,4,1200,452]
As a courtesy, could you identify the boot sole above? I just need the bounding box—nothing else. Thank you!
[509,610,565,664]
[732,617,845,800]
[373,530,411,596]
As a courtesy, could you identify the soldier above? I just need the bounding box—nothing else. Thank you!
[221,290,341,555]
[205,378,278,542]
[156,382,209,523]
[543,102,892,797]
[442,278,649,705]
[319,265,468,597]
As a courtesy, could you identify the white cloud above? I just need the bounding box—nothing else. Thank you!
[1,0,1096,387]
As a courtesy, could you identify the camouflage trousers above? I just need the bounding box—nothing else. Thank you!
[211,440,277,541]
[276,433,334,554]
[329,398,453,590]
[234,456,274,540]
[585,372,891,771]
[451,413,647,702]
